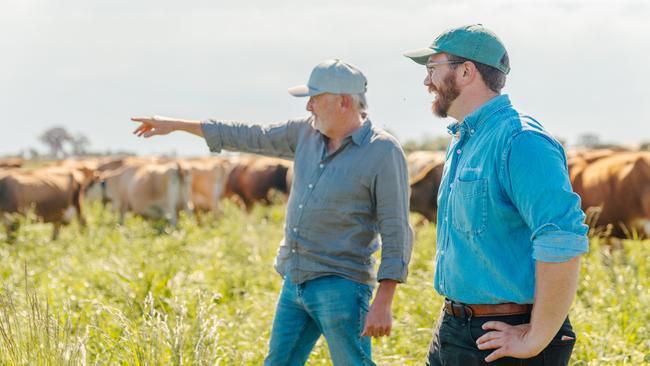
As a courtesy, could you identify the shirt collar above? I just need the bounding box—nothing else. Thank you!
[464,94,512,132]
[350,119,373,146]
[446,121,460,136]
[316,117,373,146]
[447,94,512,136]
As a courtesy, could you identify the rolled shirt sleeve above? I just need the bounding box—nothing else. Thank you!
[201,118,306,159]
[503,131,589,262]
[373,145,414,282]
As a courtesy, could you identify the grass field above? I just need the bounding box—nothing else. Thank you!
[1,201,648,365]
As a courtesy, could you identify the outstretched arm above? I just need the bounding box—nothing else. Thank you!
[132,116,204,138]
[133,115,305,159]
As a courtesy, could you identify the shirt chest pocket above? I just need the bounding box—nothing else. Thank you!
[451,178,488,235]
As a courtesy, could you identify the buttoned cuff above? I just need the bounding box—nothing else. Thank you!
[531,223,589,262]
[201,120,224,153]
[377,258,408,283]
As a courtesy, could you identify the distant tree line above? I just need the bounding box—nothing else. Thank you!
[3,126,135,159]
[400,132,650,153]
[38,126,91,158]
[574,133,649,150]
[401,135,452,152]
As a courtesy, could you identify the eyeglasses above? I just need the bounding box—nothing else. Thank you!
[426,60,463,75]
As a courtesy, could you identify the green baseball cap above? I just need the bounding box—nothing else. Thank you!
[288,59,367,97]
[404,24,510,74]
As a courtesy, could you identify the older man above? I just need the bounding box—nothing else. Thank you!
[404,25,589,365]
[132,59,413,365]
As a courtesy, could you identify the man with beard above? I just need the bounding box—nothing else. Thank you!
[404,24,588,365]
[131,59,413,366]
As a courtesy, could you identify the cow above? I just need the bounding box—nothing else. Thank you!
[286,164,294,195]
[409,159,445,222]
[94,157,133,173]
[567,149,620,182]
[185,158,231,218]
[0,158,23,169]
[0,168,87,240]
[99,161,192,226]
[407,151,446,179]
[84,156,164,203]
[570,151,650,238]
[224,156,291,210]
[407,151,446,222]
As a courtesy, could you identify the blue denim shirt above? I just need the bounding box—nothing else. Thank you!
[436,95,589,304]
[201,117,413,286]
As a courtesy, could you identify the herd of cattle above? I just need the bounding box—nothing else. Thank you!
[0,155,290,239]
[0,148,649,240]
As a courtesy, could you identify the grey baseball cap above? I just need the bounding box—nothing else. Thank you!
[404,24,510,74]
[288,59,368,97]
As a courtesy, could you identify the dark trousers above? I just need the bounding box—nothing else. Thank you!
[426,309,576,366]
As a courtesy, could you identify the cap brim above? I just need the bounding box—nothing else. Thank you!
[403,47,438,65]
[288,85,322,97]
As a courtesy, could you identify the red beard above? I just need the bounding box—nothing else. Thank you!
[429,73,460,118]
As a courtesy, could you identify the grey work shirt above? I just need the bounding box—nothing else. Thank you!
[201,116,413,285]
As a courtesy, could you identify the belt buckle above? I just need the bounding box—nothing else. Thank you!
[450,301,472,318]
[464,304,474,318]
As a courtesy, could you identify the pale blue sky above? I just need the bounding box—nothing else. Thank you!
[1,0,648,156]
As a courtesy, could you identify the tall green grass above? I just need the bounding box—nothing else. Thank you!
[0,201,648,365]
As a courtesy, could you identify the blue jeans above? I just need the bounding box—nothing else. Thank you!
[264,275,376,366]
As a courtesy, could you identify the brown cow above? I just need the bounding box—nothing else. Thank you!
[84,156,165,203]
[409,159,445,222]
[570,151,650,238]
[407,151,446,180]
[0,158,23,169]
[99,161,192,225]
[225,156,291,210]
[185,158,231,217]
[94,157,133,173]
[0,168,86,240]
[567,148,613,161]
[285,164,294,195]
[407,151,446,221]
[567,149,619,182]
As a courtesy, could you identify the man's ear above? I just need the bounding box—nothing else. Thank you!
[458,61,478,86]
[340,94,352,110]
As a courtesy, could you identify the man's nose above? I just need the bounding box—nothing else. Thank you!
[306,98,313,111]
[423,74,432,86]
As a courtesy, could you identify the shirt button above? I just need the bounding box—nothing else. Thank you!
[308,184,313,189]
[456,149,462,154]
[470,129,475,134]
[291,249,296,253]
[319,164,324,168]
[444,217,448,222]
[292,227,298,233]
[298,204,303,209]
